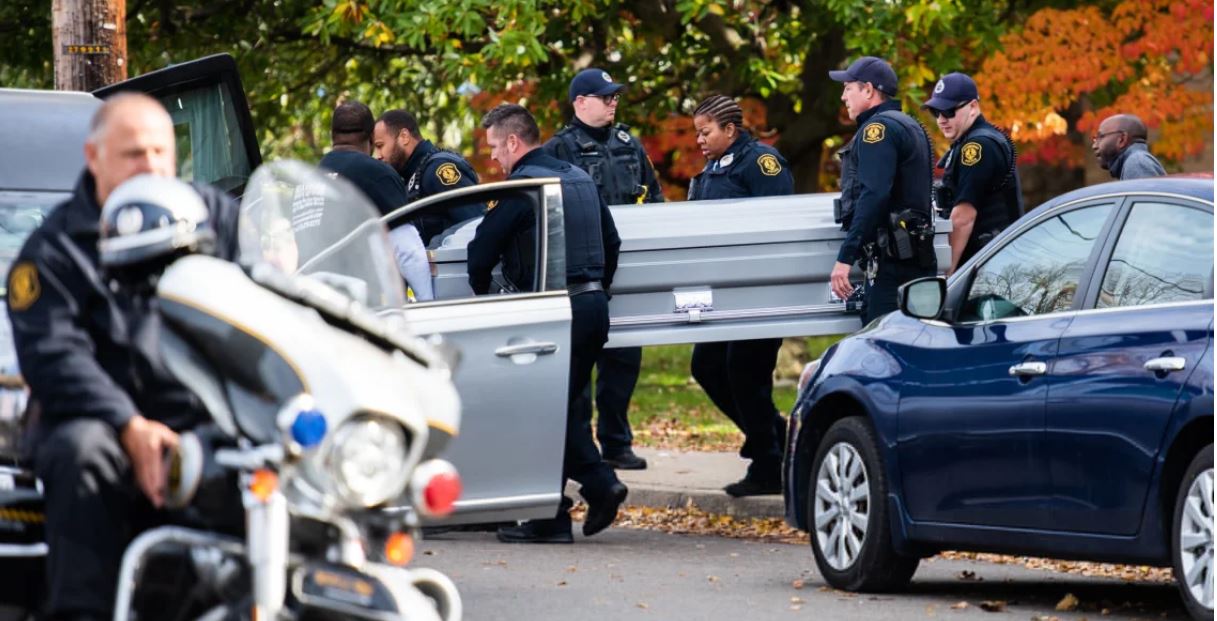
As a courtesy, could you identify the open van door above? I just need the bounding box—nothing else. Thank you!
[94,54,261,196]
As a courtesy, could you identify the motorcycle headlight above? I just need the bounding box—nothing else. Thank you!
[323,415,411,508]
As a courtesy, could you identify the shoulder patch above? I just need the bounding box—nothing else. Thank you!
[757,153,782,176]
[8,262,40,311]
[435,162,462,186]
[961,142,983,166]
[862,122,885,144]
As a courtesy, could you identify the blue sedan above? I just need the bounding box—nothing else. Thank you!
[784,177,1213,619]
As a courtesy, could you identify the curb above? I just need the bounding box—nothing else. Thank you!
[623,486,785,520]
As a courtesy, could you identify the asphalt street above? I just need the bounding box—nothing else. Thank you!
[418,527,1188,621]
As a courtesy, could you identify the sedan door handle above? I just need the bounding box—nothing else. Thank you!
[1144,356,1186,373]
[1008,361,1047,377]
[495,342,558,357]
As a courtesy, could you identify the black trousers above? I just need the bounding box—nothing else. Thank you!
[559,291,621,516]
[690,338,785,479]
[572,346,643,456]
[863,259,937,324]
[34,418,163,616]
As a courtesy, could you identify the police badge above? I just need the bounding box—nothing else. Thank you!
[617,130,631,144]
[757,153,782,176]
[862,122,885,144]
[436,162,462,186]
[961,142,982,166]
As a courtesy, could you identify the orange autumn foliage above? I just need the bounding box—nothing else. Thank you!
[978,0,1214,166]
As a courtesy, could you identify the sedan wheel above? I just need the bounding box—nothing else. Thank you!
[1174,445,1214,620]
[807,417,918,592]
[814,442,870,571]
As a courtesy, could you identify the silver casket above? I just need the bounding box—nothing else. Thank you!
[427,192,951,347]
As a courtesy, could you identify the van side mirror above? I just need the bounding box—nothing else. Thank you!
[898,277,947,320]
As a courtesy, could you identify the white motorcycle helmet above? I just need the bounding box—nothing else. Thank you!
[99,174,216,270]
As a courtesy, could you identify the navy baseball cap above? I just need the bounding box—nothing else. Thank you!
[923,72,979,111]
[569,68,626,102]
[828,56,899,97]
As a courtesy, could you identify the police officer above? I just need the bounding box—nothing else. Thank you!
[923,72,1022,275]
[7,93,239,619]
[828,56,937,323]
[469,103,628,544]
[687,94,793,497]
[372,109,484,245]
[543,68,664,471]
[319,101,432,300]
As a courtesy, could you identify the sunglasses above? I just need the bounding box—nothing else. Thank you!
[929,101,972,120]
[584,93,621,104]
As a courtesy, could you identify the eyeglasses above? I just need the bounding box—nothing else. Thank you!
[584,93,621,104]
[1092,130,1125,143]
[929,101,972,120]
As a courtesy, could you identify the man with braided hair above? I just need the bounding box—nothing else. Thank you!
[828,56,937,323]
[924,72,1023,275]
[687,94,794,497]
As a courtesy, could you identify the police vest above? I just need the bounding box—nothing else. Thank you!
[836,110,934,230]
[554,123,646,206]
[512,161,607,281]
[940,123,1022,248]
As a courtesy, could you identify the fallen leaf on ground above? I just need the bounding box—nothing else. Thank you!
[636,602,649,609]
[950,601,969,610]
[1030,616,1061,621]
[791,579,806,589]
[707,575,719,583]
[790,597,804,604]
[556,580,567,587]
[978,600,1006,612]
[1055,593,1079,611]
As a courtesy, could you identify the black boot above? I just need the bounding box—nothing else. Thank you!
[582,481,628,537]
[723,462,782,497]
[602,449,648,470]
[496,517,573,544]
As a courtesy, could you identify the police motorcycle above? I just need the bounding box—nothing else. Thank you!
[0,162,464,620]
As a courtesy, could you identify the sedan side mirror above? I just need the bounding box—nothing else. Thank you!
[898,277,947,320]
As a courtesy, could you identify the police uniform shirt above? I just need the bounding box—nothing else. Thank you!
[836,100,931,266]
[7,172,238,433]
[942,116,1008,211]
[544,118,665,205]
[688,132,794,201]
[401,139,479,201]
[319,149,410,217]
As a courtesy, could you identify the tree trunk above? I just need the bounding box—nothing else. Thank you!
[52,0,127,91]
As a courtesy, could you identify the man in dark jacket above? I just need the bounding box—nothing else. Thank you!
[469,103,628,544]
[7,93,239,619]
[372,109,484,245]
[543,68,664,471]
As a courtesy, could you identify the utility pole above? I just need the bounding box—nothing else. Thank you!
[52,0,127,91]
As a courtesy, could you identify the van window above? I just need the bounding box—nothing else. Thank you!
[159,81,251,194]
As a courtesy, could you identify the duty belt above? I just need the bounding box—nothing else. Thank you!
[567,281,604,296]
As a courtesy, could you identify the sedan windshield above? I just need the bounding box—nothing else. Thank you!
[0,191,64,296]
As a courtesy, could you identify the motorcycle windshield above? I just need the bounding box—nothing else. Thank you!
[238,160,406,310]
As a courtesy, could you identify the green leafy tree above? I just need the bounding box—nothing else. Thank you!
[2,0,1046,194]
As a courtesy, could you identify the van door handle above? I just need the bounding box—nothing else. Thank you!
[1144,356,1186,374]
[1008,361,1047,377]
[495,342,558,358]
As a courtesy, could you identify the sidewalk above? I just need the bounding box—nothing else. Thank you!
[602,447,786,520]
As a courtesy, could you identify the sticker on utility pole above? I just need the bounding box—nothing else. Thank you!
[64,44,110,55]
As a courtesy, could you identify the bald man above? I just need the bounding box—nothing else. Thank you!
[7,92,239,619]
[1092,113,1166,180]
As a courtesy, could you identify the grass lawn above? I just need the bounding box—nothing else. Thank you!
[605,336,843,452]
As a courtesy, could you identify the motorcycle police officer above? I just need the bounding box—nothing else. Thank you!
[543,67,664,471]
[7,93,239,619]
[468,103,628,544]
[828,56,937,323]
[923,72,1022,275]
[372,108,484,245]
